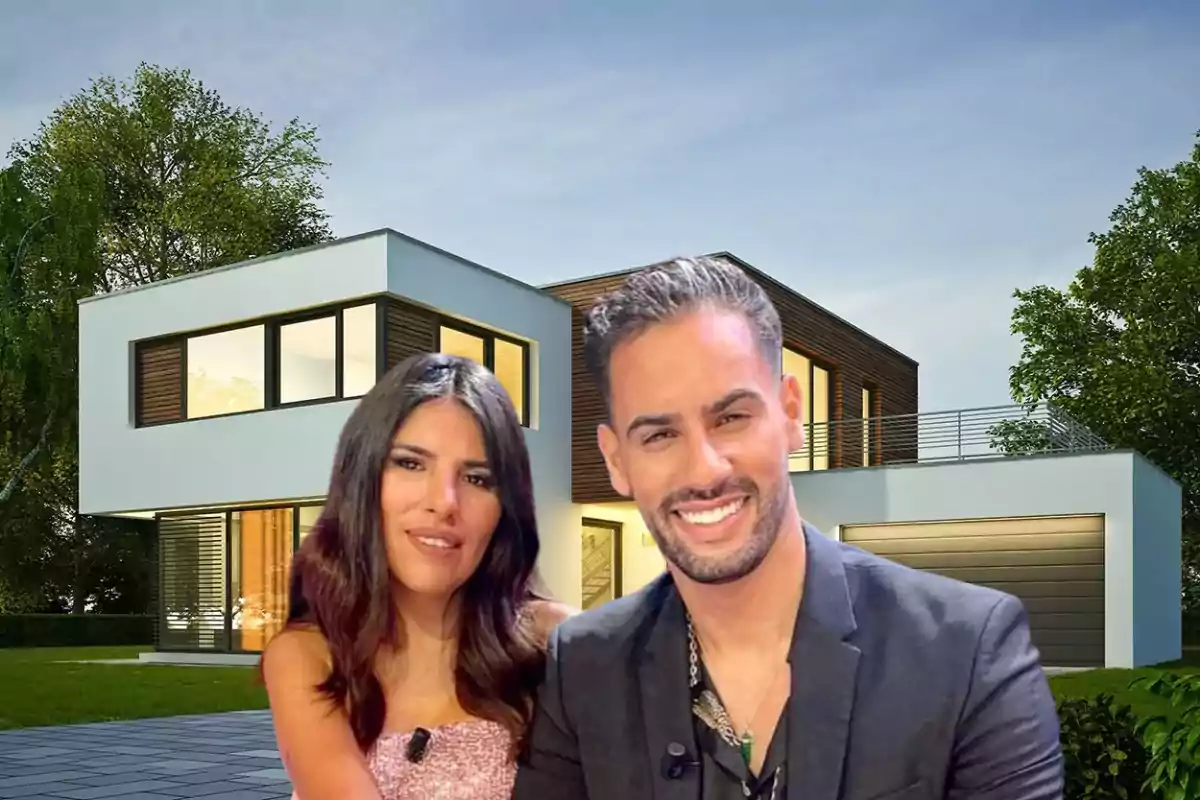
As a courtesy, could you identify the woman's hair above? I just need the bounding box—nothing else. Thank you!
[284,352,547,752]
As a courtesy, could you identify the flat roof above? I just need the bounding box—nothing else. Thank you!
[78,228,570,309]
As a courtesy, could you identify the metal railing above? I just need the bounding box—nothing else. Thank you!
[789,401,1110,471]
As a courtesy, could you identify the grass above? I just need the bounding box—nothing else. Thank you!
[0,644,1196,732]
[1047,648,1200,720]
[0,645,268,730]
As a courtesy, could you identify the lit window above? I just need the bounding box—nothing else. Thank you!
[342,305,377,397]
[783,347,831,472]
[439,324,529,426]
[279,317,336,404]
[187,326,266,418]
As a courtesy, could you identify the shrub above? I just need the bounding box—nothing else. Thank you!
[0,614,153,647]
[1057,692,1150,799]
[1131,674,1200,800]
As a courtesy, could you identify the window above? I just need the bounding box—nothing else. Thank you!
[298,505,323,541]
[279,316,336,404]
[493,338,527,425]
[342,304,376,398]
[438,323,530,426]
[862,386,877,466]
[187,326,266,419]
[169,301,381,423]
[440,326,486,364]
[782,346,832,472]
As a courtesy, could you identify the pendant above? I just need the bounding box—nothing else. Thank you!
[740,731,754,765]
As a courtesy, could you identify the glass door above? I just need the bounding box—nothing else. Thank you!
[230,507,294,652]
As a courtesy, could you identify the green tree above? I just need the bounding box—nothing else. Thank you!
[0,62,333,611]
[1007,130,1200,609]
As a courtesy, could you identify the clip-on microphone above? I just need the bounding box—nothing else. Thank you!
[660,741,699,780]
[406,727,433,763]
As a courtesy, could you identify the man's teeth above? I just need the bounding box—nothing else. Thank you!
[416,536,454,549]
[678,498,745,526]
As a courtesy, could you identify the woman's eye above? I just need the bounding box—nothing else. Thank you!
[465,473,495,488]
[393,457,421,470]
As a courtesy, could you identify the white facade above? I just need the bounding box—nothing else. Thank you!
[77,230,578,603]
[792,449,1183,668]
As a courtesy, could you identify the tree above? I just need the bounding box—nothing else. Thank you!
[1007,130,1200,609]
[0,62,334,612]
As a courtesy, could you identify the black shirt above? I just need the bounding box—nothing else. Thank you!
[690,660,788,799]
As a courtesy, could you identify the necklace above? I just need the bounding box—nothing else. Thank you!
[687,615,784,798]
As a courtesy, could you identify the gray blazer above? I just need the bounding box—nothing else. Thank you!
[514,523,1064,799]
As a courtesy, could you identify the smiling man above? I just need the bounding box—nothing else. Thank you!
[512,255,1064,800]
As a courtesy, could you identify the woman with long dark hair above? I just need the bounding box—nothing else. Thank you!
[262,352,572,800]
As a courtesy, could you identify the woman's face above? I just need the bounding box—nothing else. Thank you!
[379,397,503,599]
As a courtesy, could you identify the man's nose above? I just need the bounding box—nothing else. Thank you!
[682,433,734,488]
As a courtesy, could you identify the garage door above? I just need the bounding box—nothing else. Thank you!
[841,514,1105,667]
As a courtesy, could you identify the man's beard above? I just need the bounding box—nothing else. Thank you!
[643,473,789,585]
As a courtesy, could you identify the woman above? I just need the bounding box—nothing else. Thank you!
[262,352,573,800]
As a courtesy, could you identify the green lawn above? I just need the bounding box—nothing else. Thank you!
[0,645,1196,731]
[0,645,268,730]
[1047,649,1200,720]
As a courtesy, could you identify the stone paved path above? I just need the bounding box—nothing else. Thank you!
[0,710,291,799]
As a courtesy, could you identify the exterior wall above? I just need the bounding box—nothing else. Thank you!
[79,232,391,517]
[791,450,1182,668]
[543,254,920,503]
[1132,456,1183,666]
[78,229,577,605]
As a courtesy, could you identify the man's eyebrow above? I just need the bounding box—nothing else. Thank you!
[623,389,763,439]
[625,412,677,440]
[705,388,763,415]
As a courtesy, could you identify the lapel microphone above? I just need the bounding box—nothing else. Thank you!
[406,727,433,763]
[660,742,699,780]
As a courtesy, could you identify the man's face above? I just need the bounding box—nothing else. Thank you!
[597,307,805,584]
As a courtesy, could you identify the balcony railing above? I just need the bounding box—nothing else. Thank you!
[790,401,1110,471]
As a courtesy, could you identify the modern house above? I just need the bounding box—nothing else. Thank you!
[77,229,1183,670]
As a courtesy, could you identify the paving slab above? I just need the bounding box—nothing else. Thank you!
[0,711,291,799]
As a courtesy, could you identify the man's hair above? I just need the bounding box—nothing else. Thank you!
[582,254,783,410]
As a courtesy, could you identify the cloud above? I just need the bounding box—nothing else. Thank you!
[3,2,1197,415]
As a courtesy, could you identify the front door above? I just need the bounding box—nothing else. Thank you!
[581,519,622,610]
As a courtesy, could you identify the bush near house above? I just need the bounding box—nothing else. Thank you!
[0,614,153,647]
[1052,651,1200,799]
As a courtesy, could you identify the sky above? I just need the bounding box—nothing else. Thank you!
[3,0,1200,412]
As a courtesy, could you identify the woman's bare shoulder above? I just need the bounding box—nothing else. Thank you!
[262,625,333,682]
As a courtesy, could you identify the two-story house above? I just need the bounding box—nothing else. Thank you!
[77,229,1182,669]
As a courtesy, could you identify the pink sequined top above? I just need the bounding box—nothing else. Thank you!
[369,719,516,800]
[289,719,516,800]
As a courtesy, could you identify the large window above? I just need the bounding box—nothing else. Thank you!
[783,347,832,472]
[438,323,530,426]
[187,326,267,419]
[137,298,534,428]
[176,302,379,421]
[230,508,293,652]
[156,502,326,654]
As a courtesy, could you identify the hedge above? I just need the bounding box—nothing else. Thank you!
[0,614,153,648]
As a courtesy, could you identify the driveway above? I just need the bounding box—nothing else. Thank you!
[0,710,290,799]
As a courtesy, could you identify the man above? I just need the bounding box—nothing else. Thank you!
[513,255,1063,799]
